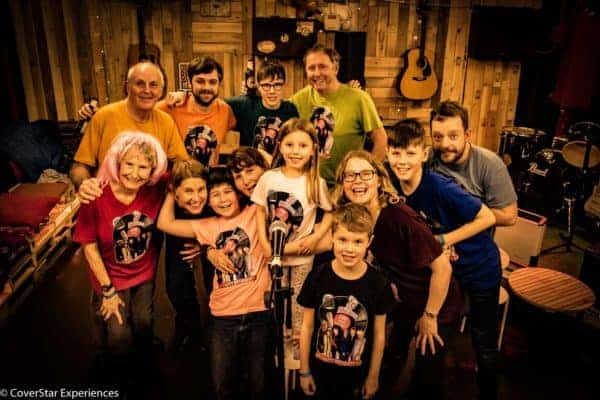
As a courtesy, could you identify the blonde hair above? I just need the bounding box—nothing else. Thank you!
[332,203,374,236]
[331,150,400,209]
[170,159,209,191]
[271,118,322,205]
[96,131,167,187]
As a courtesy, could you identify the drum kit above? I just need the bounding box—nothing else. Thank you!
[499,122,600,252]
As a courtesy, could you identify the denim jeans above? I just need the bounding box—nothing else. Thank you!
[209,310,275,400]
[91,280,154,356]
[465,284,500,400]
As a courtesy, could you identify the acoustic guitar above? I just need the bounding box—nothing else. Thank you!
[398,2,438,100]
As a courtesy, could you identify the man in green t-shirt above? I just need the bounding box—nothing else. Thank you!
[290,45,387,186]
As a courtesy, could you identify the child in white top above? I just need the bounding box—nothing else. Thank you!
[252,118,333,361]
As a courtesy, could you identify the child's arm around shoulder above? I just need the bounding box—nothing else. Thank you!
[157,192,196,239]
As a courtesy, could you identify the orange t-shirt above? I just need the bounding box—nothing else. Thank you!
[74,100,188,167]
[157,94,236,165]
[190,204,270,317]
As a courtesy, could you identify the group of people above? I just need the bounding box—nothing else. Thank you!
[70,43,517,400]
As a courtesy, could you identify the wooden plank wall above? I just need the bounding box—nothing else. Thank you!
[10,0,539,152]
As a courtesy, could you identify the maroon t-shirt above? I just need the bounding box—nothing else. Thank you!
[74,179,166,294]
[370,203,462,324]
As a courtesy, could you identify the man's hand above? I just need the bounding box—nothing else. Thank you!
[415,314,444,356]
[165,91,187,107]
[101,294,125,325]
[206,248,237,275]
[348,79,362,90]
[77,101,98,121]
[77,177,103,204]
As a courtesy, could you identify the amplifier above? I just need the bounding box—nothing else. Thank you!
[494,209,547,266]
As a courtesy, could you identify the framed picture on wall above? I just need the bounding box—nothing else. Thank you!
[178,62,191,91]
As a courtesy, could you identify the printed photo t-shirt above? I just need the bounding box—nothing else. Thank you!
[190,204,270,317]
[297,262,395,369]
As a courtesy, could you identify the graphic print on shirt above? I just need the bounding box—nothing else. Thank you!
[214,227,255,287]
[316,294,368,367]
[310,106,335,158]
[112,211,153,264]
[266,190,304,241]
[184,125,217,166]
[253,115,283,156]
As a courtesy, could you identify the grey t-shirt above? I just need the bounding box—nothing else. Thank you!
[429,144,517,209]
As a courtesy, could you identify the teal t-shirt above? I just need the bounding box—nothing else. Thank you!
[226,95,299,147]
[290,84,382,185]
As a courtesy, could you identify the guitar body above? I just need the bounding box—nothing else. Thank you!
[399,48,438,100]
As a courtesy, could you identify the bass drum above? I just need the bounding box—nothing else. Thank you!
[518,149,573,215]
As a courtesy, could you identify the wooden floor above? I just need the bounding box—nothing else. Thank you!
[0,225,598,400]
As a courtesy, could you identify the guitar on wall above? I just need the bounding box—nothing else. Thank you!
[398,1,438,100]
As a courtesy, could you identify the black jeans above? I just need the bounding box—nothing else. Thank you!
[209,310,275,400]
[465,284,500,400]
[387,304,456,400]
[91,280,154,356]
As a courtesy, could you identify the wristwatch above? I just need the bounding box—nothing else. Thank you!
[101,282,113,293]
[423,310,438,319]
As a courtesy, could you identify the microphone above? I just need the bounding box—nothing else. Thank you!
[269,220,289,278]
[77,98,99,134]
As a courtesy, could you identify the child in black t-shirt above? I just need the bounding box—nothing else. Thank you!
[298,204,395,399]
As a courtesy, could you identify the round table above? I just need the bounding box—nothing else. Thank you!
[508,267,596,312]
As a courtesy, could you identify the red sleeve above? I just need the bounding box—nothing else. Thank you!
[73,202,98,245]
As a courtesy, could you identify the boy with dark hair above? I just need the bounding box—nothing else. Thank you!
[298,203,395,399]
[226,61,299,148]
[227,147,269,198]
[386,118,501,400]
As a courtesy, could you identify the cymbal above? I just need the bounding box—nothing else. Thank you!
[561,141,600,169]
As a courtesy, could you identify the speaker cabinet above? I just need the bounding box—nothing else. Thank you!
[334,32,367,88]
[494,209,547,266]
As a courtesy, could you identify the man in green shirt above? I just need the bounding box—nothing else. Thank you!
[290,45,387,186]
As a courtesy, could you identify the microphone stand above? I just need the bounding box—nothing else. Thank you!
[264,229,292,399]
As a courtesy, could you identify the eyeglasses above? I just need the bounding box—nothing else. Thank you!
[342,169,376,183]
[259,82,284,91]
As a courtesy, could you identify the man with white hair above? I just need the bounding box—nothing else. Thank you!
[70,62,188,199]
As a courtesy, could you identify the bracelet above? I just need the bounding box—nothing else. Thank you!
[436,234,445,246]
[298,370,312,378]
[423,310,438,319]
[102,290,118,299]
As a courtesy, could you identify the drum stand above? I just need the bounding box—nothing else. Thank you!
[542,137,596,254]
[541,197,585,254]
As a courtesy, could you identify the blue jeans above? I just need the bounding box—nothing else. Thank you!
[465,284,500,400]
[209,310,275,400]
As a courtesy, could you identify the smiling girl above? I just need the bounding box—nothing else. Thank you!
[251,118,333,364]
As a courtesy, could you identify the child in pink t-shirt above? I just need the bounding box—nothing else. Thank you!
[157,166,273,399]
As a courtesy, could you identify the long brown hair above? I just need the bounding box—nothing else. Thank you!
[271,118,322,205]
[331,150,400,209]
